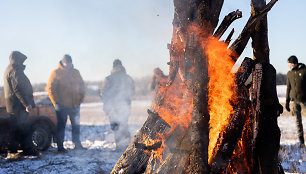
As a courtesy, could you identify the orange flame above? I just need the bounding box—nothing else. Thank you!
[155,79,193,130]
[206,37,236,162]
[141,134,165,162]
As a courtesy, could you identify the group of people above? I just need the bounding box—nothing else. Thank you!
[3,51,135,156]
[2,50,305,158]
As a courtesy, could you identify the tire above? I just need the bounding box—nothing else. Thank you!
[31,123,52,151]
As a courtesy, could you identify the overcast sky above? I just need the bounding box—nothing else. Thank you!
[0,0,305,85]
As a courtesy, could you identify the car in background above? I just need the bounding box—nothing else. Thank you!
[0,94,57,152]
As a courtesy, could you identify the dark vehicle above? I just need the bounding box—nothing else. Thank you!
[0,96,56,152]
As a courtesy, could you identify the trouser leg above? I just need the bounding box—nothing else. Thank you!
[56,108,68,149]
[9,115,19,153]
[113,103,131,150]
[18,111,32,151]
[10,111,33,152]
[69,106,81,146]
[292,102,305,144]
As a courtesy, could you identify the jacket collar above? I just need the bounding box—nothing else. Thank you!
[58,61,74,71]
[292,63,306,71]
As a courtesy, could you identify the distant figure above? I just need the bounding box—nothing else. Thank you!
[100,59,135,151]
[285,55,305,147]
[46,55,86,153]
[149,68,168,91]
[3,51,39,156]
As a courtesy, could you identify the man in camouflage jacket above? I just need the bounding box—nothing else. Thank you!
[286,55,306,147]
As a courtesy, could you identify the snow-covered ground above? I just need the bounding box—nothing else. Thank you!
[0,86,306,173]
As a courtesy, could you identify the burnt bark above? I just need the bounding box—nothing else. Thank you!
[229,0,278,61]
[213,10,242,39]
[225,28,235,45]
[250,0,282,173]
[210,58,254,173]
[153,126,192,174]
[189,0,224,173]
[110,110,171,174]
[251,63,282,174]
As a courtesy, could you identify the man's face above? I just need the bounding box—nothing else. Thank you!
[288,62,297,70]
[63,62,73,69]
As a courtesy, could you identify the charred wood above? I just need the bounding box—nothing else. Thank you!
[251,0,270,63]
[250,0,282,173]
[229,0,278,62]
[213,10,242,39]
[225,28,234,45]
[154,126,193,174]
[110,110,171,174]
[251,63,282,174]
[210,58,254,173]
[135,141,162,151]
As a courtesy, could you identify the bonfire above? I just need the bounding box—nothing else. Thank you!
[111,0,282,173]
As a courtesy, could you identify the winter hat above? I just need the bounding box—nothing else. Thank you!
[62,54,72,64]
[288,55,298,64]
[113,59,122,67]
[9,51,27,65]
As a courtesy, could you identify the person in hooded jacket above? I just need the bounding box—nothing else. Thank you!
[286,55,306,147]
[149,68,168,91]
[100,59,135,151]
[46,55,85,153]
[3,51,39,156]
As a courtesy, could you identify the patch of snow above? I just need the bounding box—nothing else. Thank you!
[1,98,305,173]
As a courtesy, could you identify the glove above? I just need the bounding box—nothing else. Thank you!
[285,101,290,112]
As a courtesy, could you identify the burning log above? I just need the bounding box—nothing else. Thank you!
[210,57,254,173]
[153,126,193,174]
[213,10,242,39]
[110,110,171,174]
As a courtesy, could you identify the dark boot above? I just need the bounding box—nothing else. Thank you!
[22,148,39,156]
[58,147,67,153]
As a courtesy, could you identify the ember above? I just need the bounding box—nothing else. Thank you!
[134,141,162,151]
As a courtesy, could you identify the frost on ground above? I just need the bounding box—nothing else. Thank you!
[0,94,306,173]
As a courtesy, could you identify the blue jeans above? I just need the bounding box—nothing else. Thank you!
[55,105,81,149]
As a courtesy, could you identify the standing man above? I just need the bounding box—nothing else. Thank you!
[149,67,168,91]
[3,51,39,156]
[286,55,305,147]
[46,54,86,153]
[100,59,135,151]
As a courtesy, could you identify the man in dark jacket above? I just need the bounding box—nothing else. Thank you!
[3,51,39,156]
[100,59,135,151]
[286,55,306,147]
